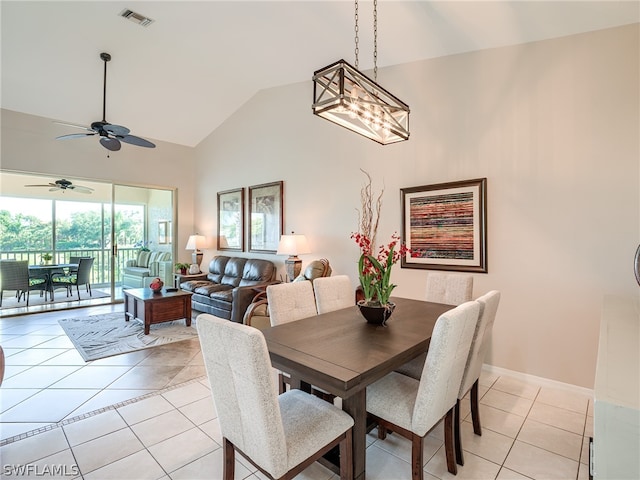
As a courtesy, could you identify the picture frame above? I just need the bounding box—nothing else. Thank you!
[217,188,245,251]
[248,181,283,253]
[158,221,168,244]
[401,178,487,273]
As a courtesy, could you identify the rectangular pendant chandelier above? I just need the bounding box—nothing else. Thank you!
[312,59,410,145]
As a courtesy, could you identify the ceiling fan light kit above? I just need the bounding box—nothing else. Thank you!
[55,52,156,152]
[312,0,409,145]
[24,178,94,194]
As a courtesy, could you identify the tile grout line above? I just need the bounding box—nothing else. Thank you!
[0,375,209,447]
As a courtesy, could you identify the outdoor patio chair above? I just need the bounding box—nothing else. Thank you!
[0,260,47,307]
[51,257,94,301]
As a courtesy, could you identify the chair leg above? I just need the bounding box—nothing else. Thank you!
[222,438,235,480]
[76,285,81,301]
[454,399,464,466]
[444,407,458,475]
[471,379,482,436]
[339,428,353,480]
[278,372,286,394]
[411,433,424,480]
[87,283,92,296]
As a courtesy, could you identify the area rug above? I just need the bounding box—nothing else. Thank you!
[58,313,199,361]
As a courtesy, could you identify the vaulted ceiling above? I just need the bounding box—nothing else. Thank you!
[2,1,637,148]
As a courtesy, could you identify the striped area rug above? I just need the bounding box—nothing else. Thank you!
[58,313,198,361]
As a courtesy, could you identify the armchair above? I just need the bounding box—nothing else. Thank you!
[122,250,172,288]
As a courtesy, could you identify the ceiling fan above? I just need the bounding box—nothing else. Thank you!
[24,178,94,194]
[55,52,156,152]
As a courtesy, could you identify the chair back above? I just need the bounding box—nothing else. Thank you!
[412,300,480,436]
[425,272,473,306]
[314,275,354,314]
[266,281,317,326]
[0,260,29,291]
[197,314,287,475]
[459,290,501,398]
[75,257,94,285]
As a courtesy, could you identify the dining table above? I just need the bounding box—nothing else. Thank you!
[28,263,78,301]
[262,296,454,480]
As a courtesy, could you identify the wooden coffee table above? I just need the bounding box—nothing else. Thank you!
[124,288,193,334]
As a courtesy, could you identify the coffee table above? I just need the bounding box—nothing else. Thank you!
[123,288,193,334]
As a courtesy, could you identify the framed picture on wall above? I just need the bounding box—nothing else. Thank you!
[217,188,245,251]
[401,178,487,273]
[248,181,283,253]
[158,221,168,244]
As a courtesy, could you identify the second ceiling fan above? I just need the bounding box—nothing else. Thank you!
[56,52,156,152]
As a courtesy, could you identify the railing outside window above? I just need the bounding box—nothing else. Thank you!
[0,248,141,287]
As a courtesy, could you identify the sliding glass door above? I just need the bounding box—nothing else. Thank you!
[0,171,175,307]
[112,184,174,301]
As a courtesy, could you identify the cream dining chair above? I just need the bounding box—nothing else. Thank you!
[366,300,481,478]
[395,272,473,379]
[267,281,318,393]
[197,314,354,480]
[454,290,501,466]
[313,275,354,314]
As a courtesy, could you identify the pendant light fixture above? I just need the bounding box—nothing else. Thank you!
[312,0,410,145]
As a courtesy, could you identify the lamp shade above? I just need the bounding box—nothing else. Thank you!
[185,234,206,251]
[277,234,310,256]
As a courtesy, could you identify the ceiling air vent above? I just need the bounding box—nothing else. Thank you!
[119,9,154,27]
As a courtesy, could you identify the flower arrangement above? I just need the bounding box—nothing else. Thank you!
[40,252,53,264]
[352,170,410,308]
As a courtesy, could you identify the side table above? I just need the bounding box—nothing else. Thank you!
[174,272,206,288]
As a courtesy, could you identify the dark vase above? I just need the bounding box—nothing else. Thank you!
[357,300,396,326]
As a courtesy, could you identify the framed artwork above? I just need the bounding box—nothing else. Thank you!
[248,181,283,253]
[401,178,487,273]
[217,188,245,251]
[158,221,168,244]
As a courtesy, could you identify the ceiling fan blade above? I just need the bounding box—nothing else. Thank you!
[24,184,54,187]
[100,137,121,151]
[56,133,97,140]
[103,124,130,136]
[68,185,94,194]
[119,135,156,148]
[54,121,93,132]
[49,187,61,192]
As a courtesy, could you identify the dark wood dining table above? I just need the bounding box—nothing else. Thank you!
[262,297,454,480]
[28,263,77,301]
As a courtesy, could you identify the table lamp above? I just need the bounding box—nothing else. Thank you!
[185,234,206,272]
[277,232,310,281]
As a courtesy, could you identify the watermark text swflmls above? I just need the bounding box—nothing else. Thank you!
[3,464,80,476]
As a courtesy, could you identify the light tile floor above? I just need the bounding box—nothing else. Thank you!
[1,306,594,479]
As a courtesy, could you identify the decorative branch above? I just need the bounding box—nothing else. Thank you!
[357,169,383,255]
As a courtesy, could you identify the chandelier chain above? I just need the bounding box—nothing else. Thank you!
[373,0,378,82]
[354,0,359,70]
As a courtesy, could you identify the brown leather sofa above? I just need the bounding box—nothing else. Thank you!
[179,255,277,323]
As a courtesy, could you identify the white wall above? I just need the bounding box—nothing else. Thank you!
[1,109,197,265]
[193,24,639,388]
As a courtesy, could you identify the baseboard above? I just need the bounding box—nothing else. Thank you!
[482,363,594,398]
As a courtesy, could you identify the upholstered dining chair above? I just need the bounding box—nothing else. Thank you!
[454,290,501,466]
[267,280,318,327]
[314,275,354,314]
[425,272,473,306]
[366,300,481,478]
[51,257,94,301]
[0,260,47,307]
[197,314,354,480]
[395,272,474,380]
[267,281,318,394]
[243,259,332,329]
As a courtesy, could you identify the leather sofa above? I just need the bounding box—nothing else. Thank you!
[179,255,277,323]
[122,250,173,288]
